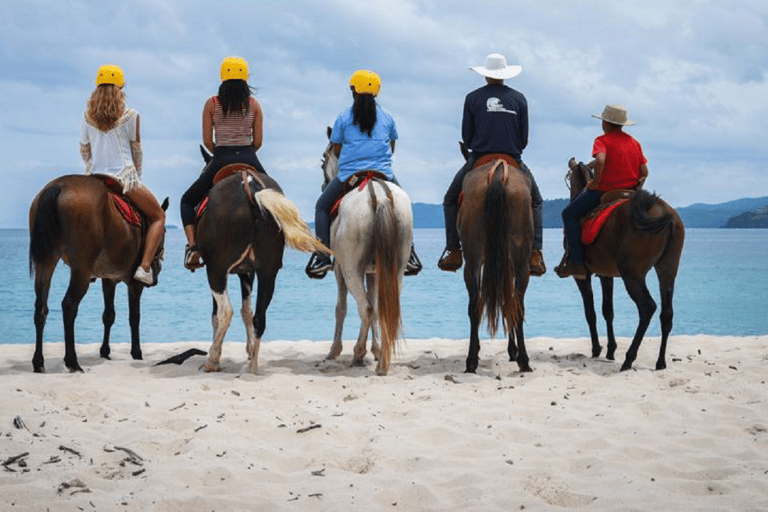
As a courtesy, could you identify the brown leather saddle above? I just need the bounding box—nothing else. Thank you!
[92,174,142,227]
[458,153,521,207]
[196,163,266,218]
[329,170,389,219]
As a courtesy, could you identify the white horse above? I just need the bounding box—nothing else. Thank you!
[320,129,413,375]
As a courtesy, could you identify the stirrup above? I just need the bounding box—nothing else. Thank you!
[306,253,333,279]
[405,247,422,276]
[437,247,462,272]
[184,244,204,271]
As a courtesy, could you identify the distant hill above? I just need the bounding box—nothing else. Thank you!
[723,206,768,228]
[411,196,768,229]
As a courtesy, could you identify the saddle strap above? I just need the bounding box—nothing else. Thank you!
[473,153,519,170]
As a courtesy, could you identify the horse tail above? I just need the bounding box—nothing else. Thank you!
[29,185,63,277]
[630,189,673,234]
[371,181,402,370]
[253,189,332,255]
[481,163,518,337]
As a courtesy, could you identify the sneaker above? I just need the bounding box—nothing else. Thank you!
[133,265,154,285]
[529,249,546,276]
[554,256,587,280]
[404,246,422,276]
[437,247,462,272]
[306,252,333,279]
[184,244,204,271]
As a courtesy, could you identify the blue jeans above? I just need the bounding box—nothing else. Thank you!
[561,188,603,263]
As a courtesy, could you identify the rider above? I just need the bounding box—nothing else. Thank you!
[554,104,649,280]
[305,69,422,279]
[180,56,268,270]
[438,53,546,276]
[79,64,166,286]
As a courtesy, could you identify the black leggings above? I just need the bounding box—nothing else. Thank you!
[180,145,266,227]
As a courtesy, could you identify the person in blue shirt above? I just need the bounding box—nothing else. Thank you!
[437,53,545,276]
[306,70,421,279]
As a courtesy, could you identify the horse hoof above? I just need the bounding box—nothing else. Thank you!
[68,365,84,374]
[620,362,633,371]
[33,366,45,374]
[131,352,143,361]
[375,366,389,376]
[351,358,366,367]
[200,361,221,373]
[101,354,111,360]
[655,361,667,371]
[518,364,533,373]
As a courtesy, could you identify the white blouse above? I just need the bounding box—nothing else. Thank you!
[80,108,141,192]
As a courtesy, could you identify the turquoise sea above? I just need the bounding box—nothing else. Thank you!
[1,228,767,348]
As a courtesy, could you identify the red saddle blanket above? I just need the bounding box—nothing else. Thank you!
[581,196,630,245]
[93,175,142,226]
[329,170,388,219]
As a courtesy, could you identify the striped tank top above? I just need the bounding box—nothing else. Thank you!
[212,96,255,146]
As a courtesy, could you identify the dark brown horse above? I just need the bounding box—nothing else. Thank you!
[196,151,328,374]
[458,155,534,373]
[566,159,685,370]
[28,175,168,373]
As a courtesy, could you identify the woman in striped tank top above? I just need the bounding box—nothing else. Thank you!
[180,56,268,270]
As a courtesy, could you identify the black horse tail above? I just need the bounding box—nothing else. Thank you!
[29,185,62,277]
[372,181,402,371]
[630,189,672,234]
[481,164,516,337]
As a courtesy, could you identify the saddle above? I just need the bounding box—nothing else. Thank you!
[195,164,266,218]
[580,189,635,244]
[329,170,389,219]
[93,174,142,227]
[458,153,521,208]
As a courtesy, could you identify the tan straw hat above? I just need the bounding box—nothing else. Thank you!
[592,104,636,126]
[470,53,522,80]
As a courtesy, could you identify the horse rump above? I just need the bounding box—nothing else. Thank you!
[630,189,672,234]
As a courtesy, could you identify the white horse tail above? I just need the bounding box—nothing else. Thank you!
[254,189,332,255]
[370,181,402,372]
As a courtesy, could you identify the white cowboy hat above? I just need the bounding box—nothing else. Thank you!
[592,104,636,126]
[470,53,522,80]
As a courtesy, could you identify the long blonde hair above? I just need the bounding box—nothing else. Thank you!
[86,84,126,131]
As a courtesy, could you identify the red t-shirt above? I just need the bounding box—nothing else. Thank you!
[592,131,647,191]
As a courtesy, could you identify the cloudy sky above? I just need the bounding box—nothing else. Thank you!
[1,0,767,228]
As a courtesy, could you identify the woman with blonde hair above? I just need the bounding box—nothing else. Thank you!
[79,64,165,285]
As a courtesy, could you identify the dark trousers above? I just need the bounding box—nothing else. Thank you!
[561,188,602,263]
[180,145,266,227]
[442,153,543,251]
[314,175,401,247]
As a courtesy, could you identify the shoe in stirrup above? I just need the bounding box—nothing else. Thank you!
[184,244,204,271]
[306,252,333,279]
[554,256,587,280]
[133,265,154,286]
[529,249,546,276]
[437,247,462,272]
[404,246,422,276]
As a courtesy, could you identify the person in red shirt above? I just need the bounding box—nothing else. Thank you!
[555,104,649,279]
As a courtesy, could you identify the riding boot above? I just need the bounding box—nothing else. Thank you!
[404,244,422,276]
[529,249,546,276]
[438,247,463,272]
[554,254,587,280]
[184,244,204,271]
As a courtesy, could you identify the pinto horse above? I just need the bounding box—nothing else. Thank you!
[458,154,534,374]
[320,130,413,375]
[196,149,328,374]
[565,159,685,370]
[28,175,168,373]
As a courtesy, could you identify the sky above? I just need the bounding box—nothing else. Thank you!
[1,0,767,228]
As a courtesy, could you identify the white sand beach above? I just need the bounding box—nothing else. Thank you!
[1,335,767,511]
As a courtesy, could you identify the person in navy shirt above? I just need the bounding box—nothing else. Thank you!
[306,70,421,279]
[438,53,545,276]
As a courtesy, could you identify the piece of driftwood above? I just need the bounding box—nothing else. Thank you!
[154,348,207,366]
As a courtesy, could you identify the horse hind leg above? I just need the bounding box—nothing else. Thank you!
[327,270,347,361]
[202,289,234,373]
[100,279,117,360]
[32,260,57,373]
[575,277,602,358]
[620,275,657,371]
[366,273,380,363]
[655,269,677,371]
[349,274,373,367]
[599,277,617,361]
[238,274,256,360]
[249,270,277,375]
[61,268,93,373]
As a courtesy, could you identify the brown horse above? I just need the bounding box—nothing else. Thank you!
[458,156,534,373]
[28,175,168,373]
[196,150,329,374]
[565,159,685,370]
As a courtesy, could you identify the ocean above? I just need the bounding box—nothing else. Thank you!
[2,228,767,348]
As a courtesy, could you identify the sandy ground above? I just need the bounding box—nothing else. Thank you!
[1,335,767,511]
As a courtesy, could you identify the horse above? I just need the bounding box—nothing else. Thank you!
[196,149,329,374]
[320,128,413,375]
[565,158,685,370]
[28,175,169,373]
[457,151,534,374]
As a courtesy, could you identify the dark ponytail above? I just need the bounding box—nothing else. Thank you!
[352,93,377,137]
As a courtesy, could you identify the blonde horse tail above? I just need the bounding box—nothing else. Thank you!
[371,182,402,373]
[481,163,519,337]
[253,189,332,255]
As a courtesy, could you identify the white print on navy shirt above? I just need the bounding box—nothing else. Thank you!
[486,98,517,115]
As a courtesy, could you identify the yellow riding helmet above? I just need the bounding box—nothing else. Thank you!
[349,70,381,96]
[220,56,248,81]
[96,64,125,88]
